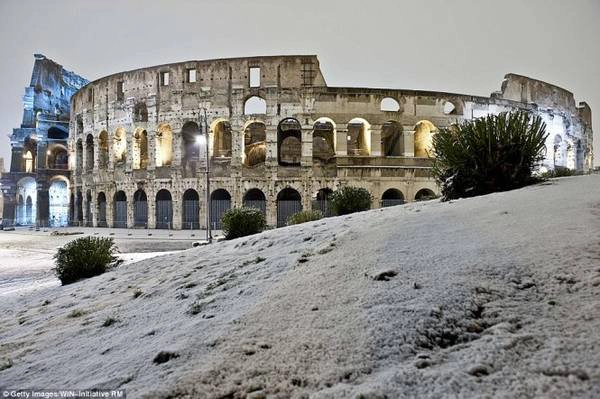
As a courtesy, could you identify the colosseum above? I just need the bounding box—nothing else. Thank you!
[2,54,593,230]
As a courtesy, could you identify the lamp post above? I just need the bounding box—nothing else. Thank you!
[197,107,212,243]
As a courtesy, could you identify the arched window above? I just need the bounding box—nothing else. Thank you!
[244,121,266,167]
[414,121,437,158]
[347,118,371,156]
[244,96,267,115]
[380,97,400,112]
[85,134,94,170]
[313,118,336,162]
[133,129,148,169]
[156,124,173,167]
[277,118,302,166]
[553,134,564,167]
[211,119,232,158]
[381,121,402,156]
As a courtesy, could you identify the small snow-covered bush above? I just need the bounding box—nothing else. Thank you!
[330,186,372,215]
[287,209,323,225]
[54,236,119,285]
[539,166,579,178]
[221,207,266,240]
[432,111,548,200]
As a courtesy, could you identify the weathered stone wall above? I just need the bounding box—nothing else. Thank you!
[68,55,593,229]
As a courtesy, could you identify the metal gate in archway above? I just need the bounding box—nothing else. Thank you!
[243,189,267,216]
[133,190,148,227]
[182,189,200,230]
[155,190,173,229]
[98,196,107,227]
[277,188,302,227]
[210,189,231,230]
[114,203,127,228]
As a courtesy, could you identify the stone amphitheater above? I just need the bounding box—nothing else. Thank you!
[1,54,594,229]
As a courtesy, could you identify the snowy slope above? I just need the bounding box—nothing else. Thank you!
[1,176,599,398]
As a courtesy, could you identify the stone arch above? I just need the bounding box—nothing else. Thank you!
[97,192,107,227]
[553,134,564,167]
[415,188,437,201]
[47,126,68,140]
[576,140,584,171]
[244,121,266,167]
[155,189,173,229]
[182,121,200,171]
[277,118,302,166]
[381,120,403,156]
[414,120,437,158]
[113,127,127,165]
[566,139,575,170]
[347,118,371,155]
[133,129,149,169]
[313,187,333,217]
[46,143,68,169]
[156,124,173,167]
[381,188,405,207]
[23,135,37,173]
[210,189,231,230]
[276,187,302,227]
[85,134,94,170]
[48,177,69,227]
[16,177,36,225]
[182,189,200,229]
[244,96,267,115]
[380,97,400,112]
[243,188,266,215]
[210,119,232,158]
[98,130,109,168]
[113,190,127,228]
[133,189,148,227]
[313,118,336,162]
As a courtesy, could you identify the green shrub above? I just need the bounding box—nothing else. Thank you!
[330,186,372,215]
[54,236,119,285]
[432,111,548,200]
[287,209,323,225]
[538,166,579,178]
[221,207,266,240]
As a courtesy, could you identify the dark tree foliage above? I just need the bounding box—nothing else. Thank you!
[54,236,119,285]
[330,186,372,215]
[287,210,323,225]
[432,111,548,200]
[221,207,267,240]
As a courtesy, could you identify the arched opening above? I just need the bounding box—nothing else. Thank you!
[26,196,33,225]
[16,177,36,225]
[277,187,302,227]
[46,144,68,169]
[347,118,371,156]
[133,102,148,122]
[156,124,173,167]
[48,179,69,227]
[113,191,127,228]
[313,188,333,217]
[553,134,564,168]
[381,188,405,207]
[414,121,437,158]
[244,121,266,167]
[23,151,34,173]
[566,141,575,170]
[576,140,584,171]
[85,190,92,226]
[415,188,437,201]
[244,96,267,115]
[133,129,148,170]
[47,127,68,140]
[85,134,94,170]
[22,136,37,173]
[113,127,127,166]
[380,97,400,112]
[211,119,232,158]
[155,189,173,229]
[277,118,302,166]
[75,190,83,225]
[133,189,148,227]
[76,139,84,171]
[381,121,403,156]
[182,122,200,172]
[243,188,266,215]
[98,131,109,168]
[313,118,336,163]
[97,192,107,227]
[182,189,200,230]
[210,189,231,230]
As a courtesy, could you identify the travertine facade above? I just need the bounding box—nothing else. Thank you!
[67,55,593,229]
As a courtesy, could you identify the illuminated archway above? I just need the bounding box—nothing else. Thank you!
[133,129,148,169]
[414,120,437,158]
[381,121,403,156]
[16,177,36,225]
[46,144,68,169]
[48,178,69,227]
[347,118,371,156]
[211,119,232,158]
[156,124,173,166]
[181,122,200,171]
[113,127,127,165]
[244,121,266,167]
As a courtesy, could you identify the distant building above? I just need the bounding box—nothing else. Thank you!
[0,54,87,227]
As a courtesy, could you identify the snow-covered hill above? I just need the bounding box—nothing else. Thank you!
[1,176,599,398]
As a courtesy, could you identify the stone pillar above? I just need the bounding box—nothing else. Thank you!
[148,129,157,170]
[266,193,277,227]
[173,133,182,168]
[82,190,89,227]
[172,190,182,230]
[266,126,277,167]
[106,190,114,228]
[403,128,415,157]
[126,189,134,228]
[93,134,100,173]
[371,125,382,157]
[231,124,243,167]
[336,125,348,156]
[148,188,156,229]
[126,129,133,172]
[301,127,312,166]
[108,134,114,171]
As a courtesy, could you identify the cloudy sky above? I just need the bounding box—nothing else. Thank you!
[0,0,598,167]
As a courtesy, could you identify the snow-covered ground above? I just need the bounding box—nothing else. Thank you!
[1,176,599,398]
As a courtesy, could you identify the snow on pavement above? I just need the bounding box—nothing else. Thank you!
[1,176,599,398]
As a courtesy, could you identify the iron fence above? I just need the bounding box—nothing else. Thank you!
[243,199,266,215]
[134,200,148,227]
[182,199,200,229]
[210,199,231,230]
[312,199,333,217]
[277,200,302,227]
[381,199,405,208]
[113,200,127,228]
[156,200,173,229]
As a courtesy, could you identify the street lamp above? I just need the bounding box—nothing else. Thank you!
[198,108,212,243]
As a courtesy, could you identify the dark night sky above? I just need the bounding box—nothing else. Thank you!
[0,0,598,168]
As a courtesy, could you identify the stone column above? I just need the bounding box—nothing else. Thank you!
[301,127,312,167]
[106,189,114,228]
[336,125,348,156]
[148,188,156,229]
[266,126,278,167]
[403,128,415,157]
[172,189,182,230]
[371,125,382,157]
[126,129,133,172]
[126,188,134,228]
